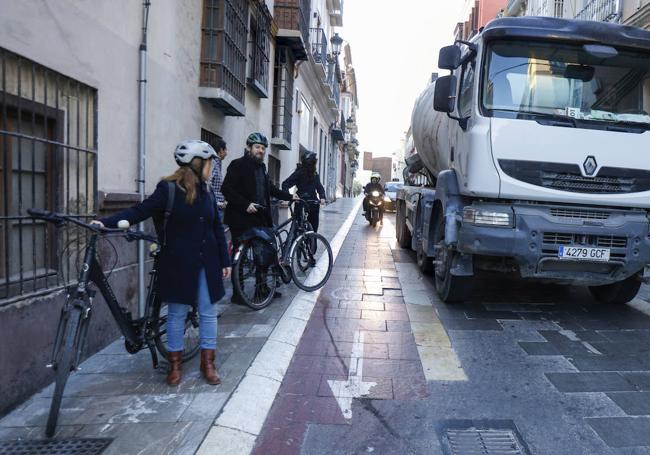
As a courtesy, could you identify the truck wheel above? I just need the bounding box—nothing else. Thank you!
[433,212,473,303]
[396,201,412,249]
[417,245,433,274]
[588,275,641,305]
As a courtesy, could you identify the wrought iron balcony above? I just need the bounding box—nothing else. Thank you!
[310,28,328,77]
[274,0,311,60]
[575,0,621,22]
[326,61,341,110]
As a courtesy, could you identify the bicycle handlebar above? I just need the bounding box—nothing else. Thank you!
[27,209,158,243]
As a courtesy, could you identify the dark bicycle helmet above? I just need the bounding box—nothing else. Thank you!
[301,151,317,165]
[246,132,269,148]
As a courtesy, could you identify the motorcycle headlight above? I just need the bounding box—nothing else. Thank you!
[463,206,514,227]
[371,191,380,197]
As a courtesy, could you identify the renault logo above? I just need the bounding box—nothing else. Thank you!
[583,156,597,176]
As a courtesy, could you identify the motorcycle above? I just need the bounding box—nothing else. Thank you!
[365,190,384,227]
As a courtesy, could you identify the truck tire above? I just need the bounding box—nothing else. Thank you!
[417,244,433,274]
[588,274,641,305]
[396,201,412,249]
[433,211,473,303]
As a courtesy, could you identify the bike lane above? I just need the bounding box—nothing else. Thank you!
[249,214,434,454]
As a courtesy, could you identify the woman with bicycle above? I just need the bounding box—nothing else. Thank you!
[281,151,326,232]
[93,140,231,386]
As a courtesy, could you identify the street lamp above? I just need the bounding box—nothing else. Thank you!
[330,33,343,56]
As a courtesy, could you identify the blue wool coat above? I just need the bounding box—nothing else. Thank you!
[101,181,231,307]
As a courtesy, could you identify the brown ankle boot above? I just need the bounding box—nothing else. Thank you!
[200,349,221,385]
[166,351,183,386]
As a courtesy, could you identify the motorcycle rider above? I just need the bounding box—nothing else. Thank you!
[363,172,384,216]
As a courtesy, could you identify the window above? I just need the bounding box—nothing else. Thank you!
[267,155,281,188]
[458,60,475,118]
[272,47,294,146]
[200,0,249,104]
[1,48,97,303]
[247,0,271,97]
[201,128,223,151]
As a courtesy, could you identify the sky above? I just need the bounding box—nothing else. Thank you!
[341,0,464,159]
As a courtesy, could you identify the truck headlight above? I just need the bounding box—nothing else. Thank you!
[463,207,514,227]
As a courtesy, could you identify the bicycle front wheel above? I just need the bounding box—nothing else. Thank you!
[46,304,83,438]
[152,296,201,362]
[233,242,276,310]
[291,232,333,292]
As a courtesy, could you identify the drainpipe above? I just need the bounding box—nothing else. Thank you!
[137,0,150,317]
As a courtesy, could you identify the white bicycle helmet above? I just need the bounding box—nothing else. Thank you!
[174,140,217,165]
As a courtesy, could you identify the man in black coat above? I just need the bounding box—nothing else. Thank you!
[222,132,295,302]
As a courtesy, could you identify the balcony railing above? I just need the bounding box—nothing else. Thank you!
[274,0,311,60]
[310,28,328,75]
[575,0,620,22]
[326,61,341,109]
[526,0,565,17]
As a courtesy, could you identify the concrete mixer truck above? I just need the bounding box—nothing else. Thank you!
[395,16,650,304]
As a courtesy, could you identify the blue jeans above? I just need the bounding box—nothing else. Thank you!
[166,269,217,351]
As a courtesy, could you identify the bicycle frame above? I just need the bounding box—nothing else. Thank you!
[52,232,162,369]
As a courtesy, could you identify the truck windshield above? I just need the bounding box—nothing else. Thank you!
[482,40,650,127]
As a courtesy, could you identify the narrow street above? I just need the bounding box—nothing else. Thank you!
[246,210,650,454]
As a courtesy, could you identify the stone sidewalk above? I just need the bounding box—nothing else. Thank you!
[0,197,361,455]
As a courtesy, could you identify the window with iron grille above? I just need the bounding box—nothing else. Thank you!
[248,0,271,98]
[200,0,249,105]
[272,47,294,147]
[0,48,97,304]
[201,128,224,151]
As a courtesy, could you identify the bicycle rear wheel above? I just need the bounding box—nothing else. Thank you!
[152,296,200,362]
[291,232,333,292]
[233,242,276,310]
[46,303,83,438]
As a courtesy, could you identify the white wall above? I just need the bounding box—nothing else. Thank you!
[0,0,277,196]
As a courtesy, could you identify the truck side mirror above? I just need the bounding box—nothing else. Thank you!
[433,75,457,113]
[438,46,461,70]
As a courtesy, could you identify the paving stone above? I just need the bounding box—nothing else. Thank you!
[587,417,650,447]
[197,425,257,455]
[443,318,503,331]
[279,373,323,396]
[337,300,384,311]
[518,342,562,356]
[623,373,650,391]
[179,392,228,421]
[361,310,410,321]
[606,392,650,415]
[289,355,350,376]
[251,420,306,455]
[546,372,636,393]
[386,320,412,332]
[362,294,405,303]
[464,310,521,320]
[387,343,421,360]
[246,324,275,338]
[268,395,348,425]
[570,355,650,372]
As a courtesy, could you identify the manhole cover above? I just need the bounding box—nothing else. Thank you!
[439,421,530,455]
[0,438,112,455]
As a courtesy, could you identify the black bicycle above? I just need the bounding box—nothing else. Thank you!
[232,199,333,310]
[27,209,200,437]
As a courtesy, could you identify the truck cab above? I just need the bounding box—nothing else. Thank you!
[398,16,650,304]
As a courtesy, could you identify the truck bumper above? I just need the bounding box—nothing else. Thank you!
[457,203,650,286]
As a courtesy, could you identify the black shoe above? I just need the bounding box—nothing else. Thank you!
[273,290,282,299]
[231,293,244,305]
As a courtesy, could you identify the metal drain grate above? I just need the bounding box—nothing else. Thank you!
[0,438,112,455]
[443,428,528,455]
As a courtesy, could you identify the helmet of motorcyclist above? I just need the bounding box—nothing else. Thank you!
[370,172,381,184]
[174,140,217,166]
[246,132,269,148]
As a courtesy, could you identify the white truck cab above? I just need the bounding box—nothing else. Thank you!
[398,16,650,304]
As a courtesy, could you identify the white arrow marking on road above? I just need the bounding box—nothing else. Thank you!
[328,331,377,420]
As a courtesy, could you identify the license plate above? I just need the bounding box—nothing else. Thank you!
[558,246,610,261]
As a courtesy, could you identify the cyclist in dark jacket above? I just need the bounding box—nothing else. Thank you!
[94,140,230,387]
[222,132,296,303]
[281,151,326,232]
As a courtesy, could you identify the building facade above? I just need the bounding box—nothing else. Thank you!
[0,0,352,414]
[505,0,650,28]
[456,0,509,40]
